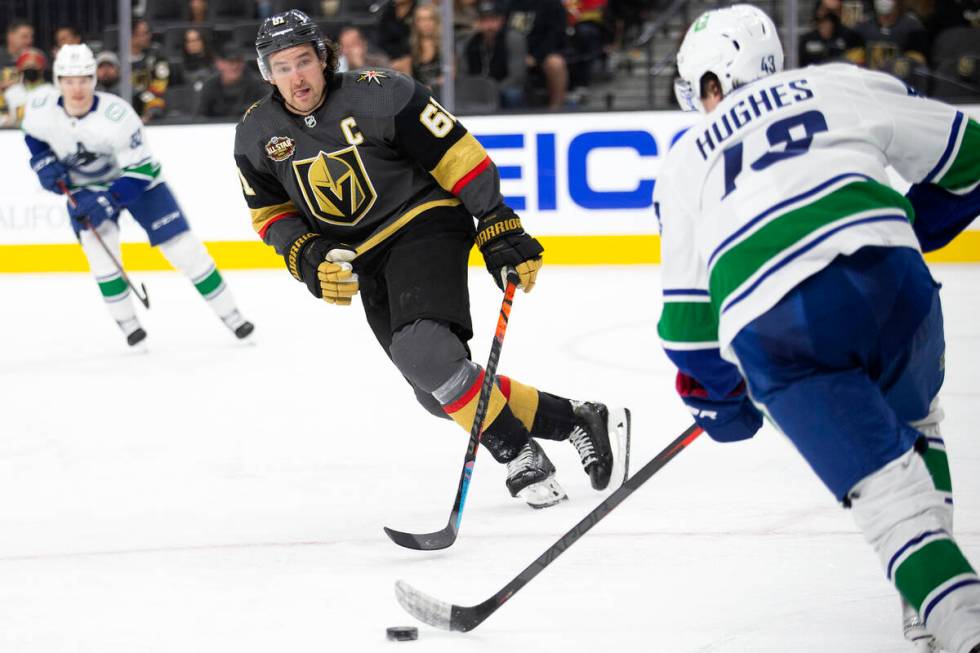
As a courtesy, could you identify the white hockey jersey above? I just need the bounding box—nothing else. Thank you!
[20,89,162,193]
[655,63,979,366]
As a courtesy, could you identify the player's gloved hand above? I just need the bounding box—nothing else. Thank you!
[67,189,121,229]
[475,206,543,292]
[30,150,68,193]
[318,247,359,305]
[293,235,359,305]
[676,372,762,443]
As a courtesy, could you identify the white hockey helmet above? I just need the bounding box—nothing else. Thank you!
[54,43,97,84]
[674,4,783,112]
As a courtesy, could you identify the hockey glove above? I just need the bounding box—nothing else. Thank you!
[475,207,543,292]
[30,150,68,193]
[676,372,762,443]
[68,189,121,229]
[289,234,359,305]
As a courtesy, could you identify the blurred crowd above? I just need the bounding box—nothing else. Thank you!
[1,0,978,127]
[797,0,980,100]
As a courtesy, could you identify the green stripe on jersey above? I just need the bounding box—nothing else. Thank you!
[937,118,980,193]
[894,539,976,611]
[923,447,952,493]
[658,301,718,343]
[123,161,161,179]
[709,180,913,318]
[98,276,128,297]
[194,268,224,297]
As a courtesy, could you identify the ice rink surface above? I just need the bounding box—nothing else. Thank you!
[1,265,977,653]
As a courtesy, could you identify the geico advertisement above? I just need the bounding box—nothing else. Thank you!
[1,105,977,244]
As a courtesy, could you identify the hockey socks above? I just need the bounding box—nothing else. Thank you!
[440,364,530,463]
[80,222,144,343]
[159,232,250,336]
[849,449,980,653]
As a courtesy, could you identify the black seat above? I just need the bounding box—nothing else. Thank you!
[454,75,500,115]
[164,84,201,117]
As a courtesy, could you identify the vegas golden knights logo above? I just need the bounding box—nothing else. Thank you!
[291,145,377,225]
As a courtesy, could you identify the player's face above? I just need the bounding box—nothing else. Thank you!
[268,44,327,115]
[59,75,96,115]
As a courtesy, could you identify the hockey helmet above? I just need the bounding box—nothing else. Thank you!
[674,4,783,113]
[54,43,97,84]
[255,9,329,81]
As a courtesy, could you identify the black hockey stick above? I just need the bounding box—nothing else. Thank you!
[383,270,521,551]
[59,181,151,308]
[395,422,703,631]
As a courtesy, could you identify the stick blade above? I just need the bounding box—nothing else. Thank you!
[383,525,456,551]
[395,580,453,630]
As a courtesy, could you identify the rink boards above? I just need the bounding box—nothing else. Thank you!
[1,106,978,272]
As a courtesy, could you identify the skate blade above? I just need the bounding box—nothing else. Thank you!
[607,406,632,489]
[517,476,568,509]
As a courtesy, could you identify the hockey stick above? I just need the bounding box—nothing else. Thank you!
[395,422,703,631]
[58,181,151,309]
[383,270,521,551]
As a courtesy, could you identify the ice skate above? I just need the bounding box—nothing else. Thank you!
[117,318,147,348]
[221,310,255,341]
[568,401,631,491]
[505,439,567,509]
[903,600,940,652]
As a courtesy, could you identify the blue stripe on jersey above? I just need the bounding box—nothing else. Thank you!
[707,172,871,268]
[662,346,744,398]
[721,214,910,316]
[663,288,710,297]
[923,111,964,184]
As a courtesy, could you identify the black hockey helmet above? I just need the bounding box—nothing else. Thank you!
[255,9,331,81]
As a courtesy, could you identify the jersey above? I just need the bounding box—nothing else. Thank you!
[2,81,53,127]
[655,63,980,388]
[234,69,504,264]
[21,89,163,196]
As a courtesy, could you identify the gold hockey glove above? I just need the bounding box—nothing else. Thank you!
[475,207,543,292]
[318,248,359,305]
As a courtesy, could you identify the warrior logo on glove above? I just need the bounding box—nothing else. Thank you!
[292,145,377,225]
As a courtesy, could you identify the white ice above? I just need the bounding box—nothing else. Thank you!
[0,265,977,653]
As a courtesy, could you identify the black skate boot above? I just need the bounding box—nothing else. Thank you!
[234,321,255,339]
[505,439,567,509]
[127,328,147,347]
[568,401,631,491]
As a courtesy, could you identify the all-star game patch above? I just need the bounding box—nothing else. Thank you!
[265,136,296,162]
[356,70,389,86]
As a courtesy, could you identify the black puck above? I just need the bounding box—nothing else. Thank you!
[386,626,418,641]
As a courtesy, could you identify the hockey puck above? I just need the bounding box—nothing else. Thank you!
[386,626,418,641]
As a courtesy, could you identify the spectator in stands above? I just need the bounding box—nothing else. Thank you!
[565,0,608,92]
[52,25,82,59]
[337,26,389,72]
[508,0,569,108]
[96,51,121,95]
[853,0,929,78]
[433,0,479,31]
[131,19,172,122]
[196,43,267,118]
[799,8,864,66]
[411,4,444,93]
[377,0,416,75]
[178,27,215,88]
[189,0,209,23]
[1,19,35,106]
[460,0,527,107]
[1,48,50,128]
[928,1,980,101]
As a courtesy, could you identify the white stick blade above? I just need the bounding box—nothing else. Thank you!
[394,580,453,630]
